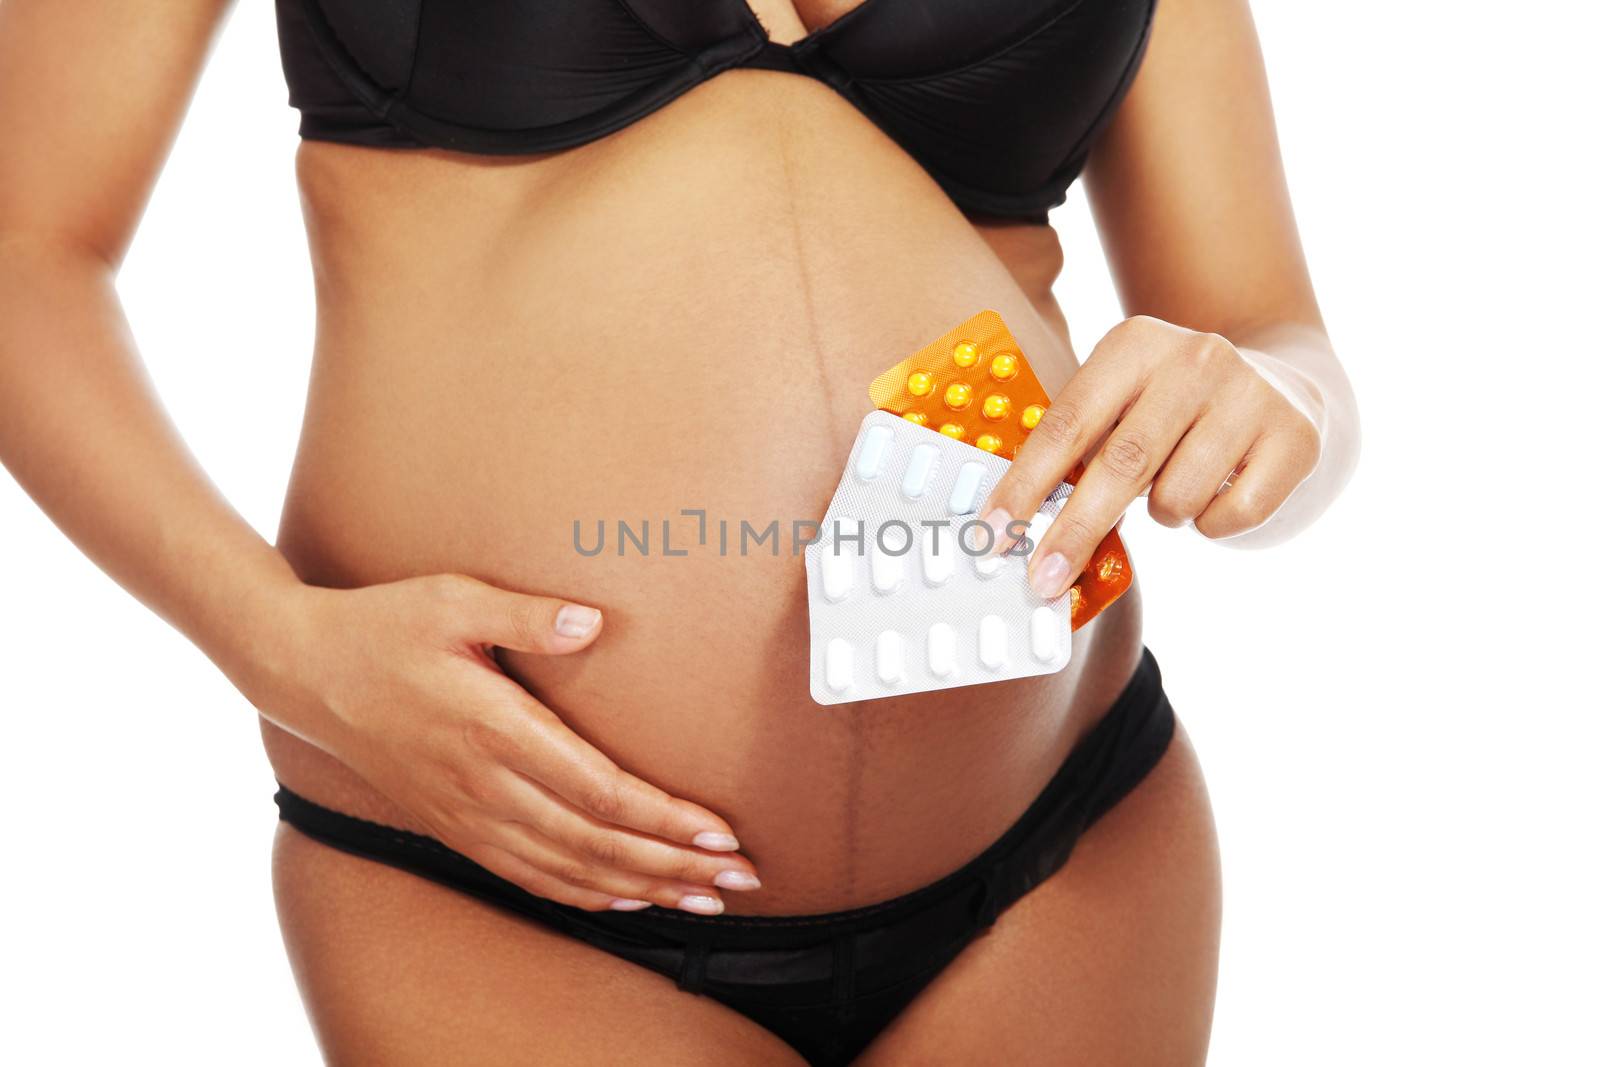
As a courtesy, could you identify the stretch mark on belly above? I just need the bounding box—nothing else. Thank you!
[775,105,861,894]
[774,104,845,466]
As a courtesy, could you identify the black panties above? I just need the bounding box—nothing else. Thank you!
[275,648,1174,1066]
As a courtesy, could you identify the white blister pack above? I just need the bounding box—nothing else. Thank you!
[804,410,1073,705]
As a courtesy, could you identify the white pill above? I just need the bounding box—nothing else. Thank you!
[975,552,1006,578]
[1030,606,1062,662]
[875,630,906,685]
[902,443,940,499]
[870,539,906,594]
[854,424,893,481]
[1022,511,1054,559]
[927,623,957,678]
[921,525,954,586]
[821,519,861,602]
[978,614,1008,670]
[946,461,986,516]
[825,638,854,693]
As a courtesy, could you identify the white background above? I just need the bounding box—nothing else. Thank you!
[2,1,1595,1063]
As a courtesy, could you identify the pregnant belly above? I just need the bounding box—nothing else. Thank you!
[268,71,1144,913]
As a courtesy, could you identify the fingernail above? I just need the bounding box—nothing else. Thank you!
[679,894,724,916]
[713,870,762,891]
[555,605,601,639]
[608,898,652,911]
[1031,552,1072,599]
[693,831,740,852]
[980,508,1013,556]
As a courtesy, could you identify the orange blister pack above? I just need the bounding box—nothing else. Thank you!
[868,310,1132,629]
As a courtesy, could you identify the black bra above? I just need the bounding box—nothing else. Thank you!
[276,0,1156,221]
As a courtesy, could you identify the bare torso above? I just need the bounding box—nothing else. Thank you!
[265,63,1144,916]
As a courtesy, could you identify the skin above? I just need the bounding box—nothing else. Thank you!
[0,0,1356,1062]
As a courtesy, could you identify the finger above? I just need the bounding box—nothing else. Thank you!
[1146,411,1257,528]
[501,698,745,852]
[442,575,604,655]
[500,769,762,890]
[1194,430,1318,540]
[979,350,1139,554]
[466,841,634,913]
[1028,385,1199,598]
[485,823,729,915]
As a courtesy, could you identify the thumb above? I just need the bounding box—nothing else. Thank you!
[457,579,604,655]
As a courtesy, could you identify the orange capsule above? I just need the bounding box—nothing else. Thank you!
[952,340,980,367]
[1096,553,1126,584]
[975,433,1003,453]
[943,382,973,410]
[1068,585,1084,617]
[907,371,934,397]
[902,410,928,426]
[990,353,1019,381]
[1020,404,1046,430]
[981,393,1011,421]
[939,422,966,440]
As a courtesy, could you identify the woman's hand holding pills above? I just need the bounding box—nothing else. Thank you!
[983,316,1325,599]
[251,574,758,914]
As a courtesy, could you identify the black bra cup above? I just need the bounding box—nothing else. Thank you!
[276,0,1157,220]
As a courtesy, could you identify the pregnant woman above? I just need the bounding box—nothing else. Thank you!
[0,0,1358,1063]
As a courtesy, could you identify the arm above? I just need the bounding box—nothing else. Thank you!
[0,0,304,686]
[0,0,756,913]
[1085,0,1358,546]
[986,0,1359,586]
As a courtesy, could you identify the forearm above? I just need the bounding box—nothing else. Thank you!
[1227,320,1360,547]
[0,232,303,681]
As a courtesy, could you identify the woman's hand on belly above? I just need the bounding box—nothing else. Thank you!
[248,573,760,914]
